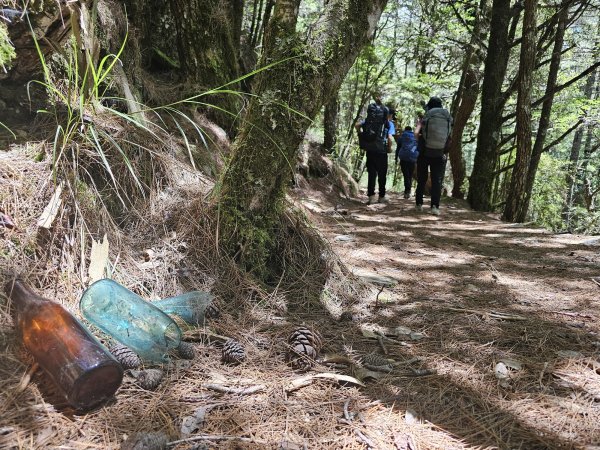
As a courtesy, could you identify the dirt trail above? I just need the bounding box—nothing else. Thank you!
[299,187,600,449]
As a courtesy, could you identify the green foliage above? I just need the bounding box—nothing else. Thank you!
[26,14,162,220]
[567,207,600,235]
[0,22,16,71]
[529,154,568,231]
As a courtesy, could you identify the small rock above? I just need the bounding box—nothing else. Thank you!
[121,432,168,450]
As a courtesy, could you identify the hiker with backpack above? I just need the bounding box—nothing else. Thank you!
[414,96,453,215]
[395,126,418,199]
[355,91,395,205]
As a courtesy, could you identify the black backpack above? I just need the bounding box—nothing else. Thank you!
[359,103,389,152]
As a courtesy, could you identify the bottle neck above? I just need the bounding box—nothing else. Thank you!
[4,279,45,312]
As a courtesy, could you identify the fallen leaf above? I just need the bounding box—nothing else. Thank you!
[353,367,388,381]
[0,212,15,229]
[404,409,419,424]
[500,358,522,370]
[37,182,63,229]
[88,234,109,283]
[181,406,212,436]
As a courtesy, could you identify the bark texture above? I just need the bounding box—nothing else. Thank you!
[503,0,537,222]
[448,0,490,199]
[467,0,513,211]
[522,5,568,214]
[167,0,243,131]
[217,0,387,276]
[324,96,339,154]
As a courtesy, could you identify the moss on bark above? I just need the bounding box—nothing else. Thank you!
[217,0,387,279]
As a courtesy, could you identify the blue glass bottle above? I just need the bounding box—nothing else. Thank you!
[152,291,215,325]
[80,279,181,363]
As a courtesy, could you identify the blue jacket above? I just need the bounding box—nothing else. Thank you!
[396,130,419,163]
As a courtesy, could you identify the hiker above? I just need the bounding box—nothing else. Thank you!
[395,126,418,199]
[414,96,452,215]
[356,92,395,205]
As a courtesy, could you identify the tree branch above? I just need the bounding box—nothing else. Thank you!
[503,61,600,123]
[542,118,584,153]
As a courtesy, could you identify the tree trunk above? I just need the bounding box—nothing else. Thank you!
[167,0,243,132]
[217,0,387,277]
[467,0,512,211]
[521,5,568,215]
[324,96,339,154]
[503,0,537,222]
[448,0,490,199]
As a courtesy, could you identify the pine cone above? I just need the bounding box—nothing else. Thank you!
[360,353,394,372]
[131,369,164,390]
[221,339,246,364]
[177,341,195,360]
[205,303,220,320]
[287,326,322,371]
[110,343,141,370]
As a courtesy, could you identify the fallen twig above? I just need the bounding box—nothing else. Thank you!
[551,310,593,319]
[376,333,388,355]
[374,331,412,347]
[343,399,352,421]
[285,373,364,393]
[15,363,38,395]
[355,429,376,448]
[447,307,527,321]
[182,330,229,344]
[538,362,548,387]
[204,384,265,395]
[375,285,385,307]
[342,399,376,448]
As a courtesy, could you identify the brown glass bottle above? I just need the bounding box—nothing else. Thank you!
[5,279,124,411]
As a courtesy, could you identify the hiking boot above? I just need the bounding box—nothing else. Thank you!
[403,192,410,199]
[378,196,389,204]
[430,206,440,216]
[366,195,377,205]
[415,204,423,211]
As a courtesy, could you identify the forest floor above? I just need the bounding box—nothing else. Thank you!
[294,180,600,450]
[2,144,600,450]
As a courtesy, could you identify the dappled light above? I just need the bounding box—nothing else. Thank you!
[300,186,600,448]
[1,0,600,448]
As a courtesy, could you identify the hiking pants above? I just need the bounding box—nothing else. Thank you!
[400,160,415,194]
[366,152,388,197]
[415,153,447,208]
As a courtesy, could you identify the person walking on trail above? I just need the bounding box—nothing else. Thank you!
[396,126,418,199]
[355,92,395,205]
[414,96,453,215]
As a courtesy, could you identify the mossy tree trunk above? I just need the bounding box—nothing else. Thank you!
[324,96,339,154]
[217,0,387,277]
[166,0,243,132]
[123,0,243,130]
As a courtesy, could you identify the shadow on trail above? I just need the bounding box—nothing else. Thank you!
[297,192,600,449]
